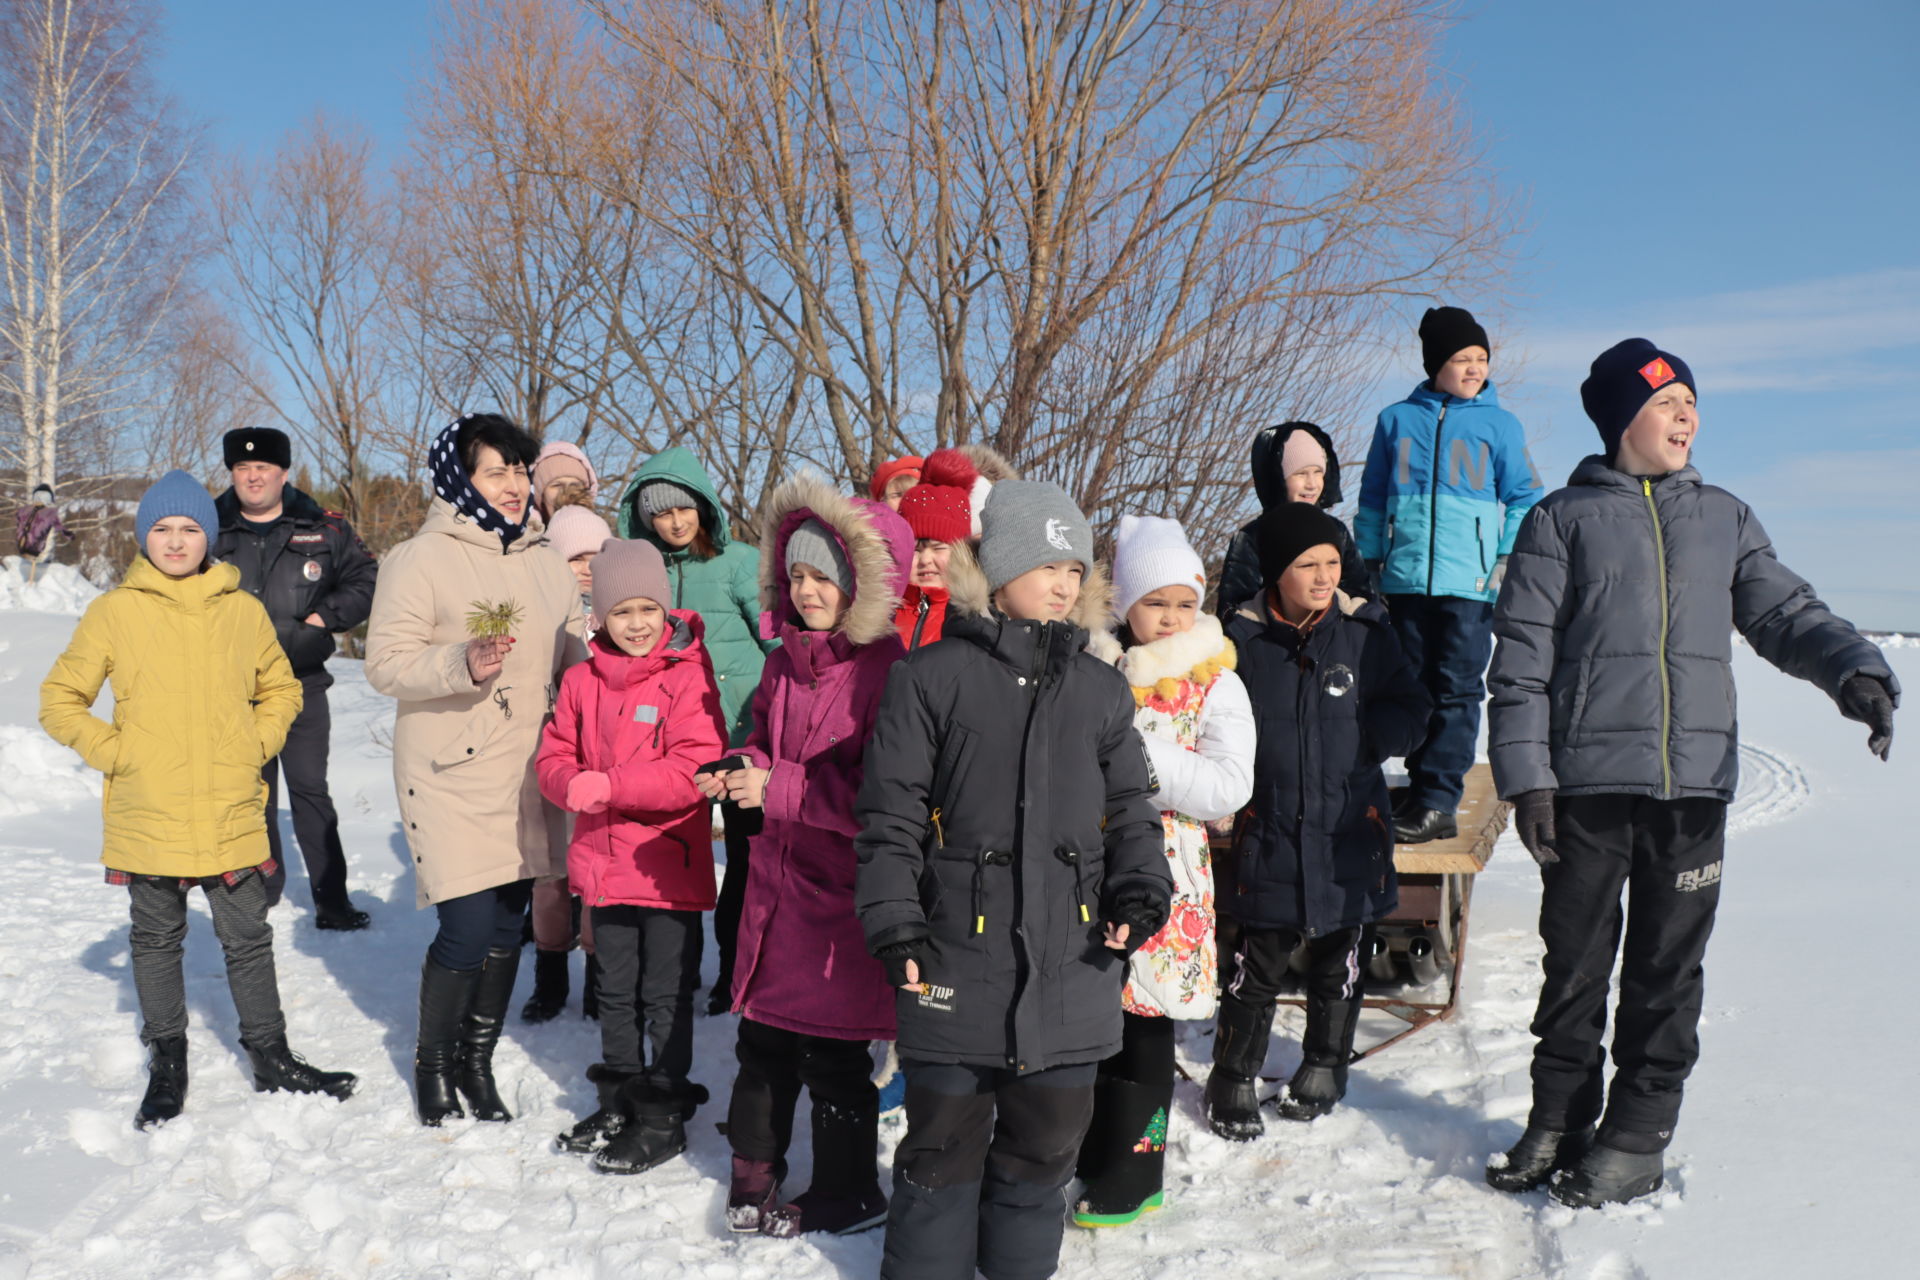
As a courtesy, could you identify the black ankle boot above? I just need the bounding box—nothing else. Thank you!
[555,1063,636,1155]
[241,1035,357,1100]
[593,1079,707,1175]
[1550,1135,1665,1207]
[521,949,569,1024]
[457,946,522,1122]
[1486,1124,1596,1193]
[416,958,481,1127]
[1275,988,1360,1122]
[1205,995,1274,1142]
[1393,807,1457,844]
[135,1035,188,1130]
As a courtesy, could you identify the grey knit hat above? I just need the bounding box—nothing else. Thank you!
[638,479,702,522]
[784,517,853,597]
[977,480,1094,592]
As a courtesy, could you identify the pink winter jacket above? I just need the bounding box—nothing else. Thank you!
[536,612,727,912]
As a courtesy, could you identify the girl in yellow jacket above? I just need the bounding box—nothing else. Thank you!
[40,471,357,1130]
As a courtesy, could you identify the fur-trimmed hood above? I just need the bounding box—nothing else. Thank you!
[955,443,1021,485]
[1087,612,1237,707]
[757,472,913,647]
[943,536,1113,637]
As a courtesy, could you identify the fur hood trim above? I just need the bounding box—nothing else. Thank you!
[757,472,912,647]
[1234,587,1373,627]
[955,443,1021,484]
[945,540,1114,635]
[1090,613,1238,708]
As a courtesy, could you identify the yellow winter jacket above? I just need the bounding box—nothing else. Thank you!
[40,556,303,878]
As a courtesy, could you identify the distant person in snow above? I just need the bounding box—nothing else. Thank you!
[1484,338,1899,1208]
[40,470,356,1131]
[13,482,71,584]
[1216,421,1374,619]
[1356,307,1543,845]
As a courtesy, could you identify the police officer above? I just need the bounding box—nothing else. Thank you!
[214,427,379,930]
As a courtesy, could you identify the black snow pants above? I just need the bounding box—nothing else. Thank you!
[882,1059,1098,1280]
[727,1017,880,1193]
[261,672,353,914]
[1528,794,1726,1150]
[591,904,701,1086]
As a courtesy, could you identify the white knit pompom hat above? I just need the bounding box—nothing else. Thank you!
[1111,515,1207,621]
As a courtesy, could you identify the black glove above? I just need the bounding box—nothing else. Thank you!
[1107,885,1169,954]
[1511,789,1558,866]
[1839,674,1895,761]
[870,925,929,987]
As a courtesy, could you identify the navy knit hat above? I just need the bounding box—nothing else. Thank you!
[1256,503,1348,585]
[1419,306,1491,377]
[136,470,219,547]
[1579,339,1696,457]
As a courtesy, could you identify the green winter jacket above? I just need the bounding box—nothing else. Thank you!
[615,447,772,744]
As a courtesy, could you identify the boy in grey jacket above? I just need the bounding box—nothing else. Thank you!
[1484,338,1898,1207]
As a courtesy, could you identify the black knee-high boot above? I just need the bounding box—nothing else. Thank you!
[457,946,521,1122]
[416,959,481,1126]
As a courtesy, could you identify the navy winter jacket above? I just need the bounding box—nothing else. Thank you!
[1223,593,1431,936]
[1488,458,1898,801]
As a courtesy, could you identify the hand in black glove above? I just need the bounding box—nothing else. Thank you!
[1104,885,1169,955]
[1511,789,1558,866]
[1839,674,1896,761]
[871,927,929,990]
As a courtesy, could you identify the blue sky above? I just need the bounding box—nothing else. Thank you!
[153,0,1920,626]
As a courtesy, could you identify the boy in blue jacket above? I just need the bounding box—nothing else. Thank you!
[1356,306,1542,843]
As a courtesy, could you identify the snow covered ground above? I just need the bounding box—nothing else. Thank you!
[1,558,1912,1279]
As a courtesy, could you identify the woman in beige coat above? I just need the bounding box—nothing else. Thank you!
[366,414,586,1126]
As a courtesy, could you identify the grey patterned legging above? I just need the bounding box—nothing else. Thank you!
[127,872,286,1045]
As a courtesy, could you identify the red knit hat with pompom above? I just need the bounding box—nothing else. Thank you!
[897,448,980,543]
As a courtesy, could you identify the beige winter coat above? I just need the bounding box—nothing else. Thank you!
[365,499,586,907]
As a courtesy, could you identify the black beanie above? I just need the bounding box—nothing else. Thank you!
[1419,306,1491,377]
[1579,338,1695,457]
[1257,503,1349,585]
[223,427,292,470]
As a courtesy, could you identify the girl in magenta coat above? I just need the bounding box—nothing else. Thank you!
[697,473,912,1239]
[537,538,727,1176]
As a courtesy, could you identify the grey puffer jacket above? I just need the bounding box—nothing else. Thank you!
[1489,458,1898,801]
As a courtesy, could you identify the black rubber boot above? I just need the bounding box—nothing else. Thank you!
[1205,995,1274,1142]
[1550,1137,1666,1208]
[520,949,569,1024]
[555,1064,636,1155]
[415,958,481,1127]
[1274,988,1361,1122]
[582,953,600,1021]
[135,1035,188,1131]
[241,1035,357,1100]
[1486,1124,1596,1193]
[1393,807,1458,844]
[762,1093,886,1237]
[457,945,521,1122]
[1074,1073,1170,1225]
[593,1079,705,1175]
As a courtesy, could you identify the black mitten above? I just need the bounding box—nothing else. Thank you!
[1839,674,1896,761]
[870,924,930,987]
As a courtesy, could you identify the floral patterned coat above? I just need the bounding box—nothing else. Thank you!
[1089,613,1255,1020]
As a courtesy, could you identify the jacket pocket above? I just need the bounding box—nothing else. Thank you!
[1054,846,1110,970]
[924,846,1007,981]
[1568,657,1594,740]
[432,715,504,769]
[1474,517,1490,573]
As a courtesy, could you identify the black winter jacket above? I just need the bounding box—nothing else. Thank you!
[213,486,379,678]
[1218,422,1375,617]
[1223,592,1430,935]
[854,564,1170,1074]
[1488,458,1898,801]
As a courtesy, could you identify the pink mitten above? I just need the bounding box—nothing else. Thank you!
[566,771,612,814]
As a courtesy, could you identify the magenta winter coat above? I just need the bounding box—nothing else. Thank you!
[536,611,727,912]
[730,475,913,1041]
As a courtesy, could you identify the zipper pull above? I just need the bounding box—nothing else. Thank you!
[1643,477,1652,496]
[1056,848,1090,922]
[929,807,945,847]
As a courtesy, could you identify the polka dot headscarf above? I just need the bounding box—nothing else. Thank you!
[431,418,527,552]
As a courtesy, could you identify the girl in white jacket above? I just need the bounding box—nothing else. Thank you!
[1076,516,1255,1227]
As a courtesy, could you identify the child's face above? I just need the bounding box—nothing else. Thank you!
[789,564,849,631]
[883,472,920,509]
[145,518,208,578]
[911,539,952,589]
[1615,383,1698,476]
[469,444,531,524]
[605,597,667,655]
[1285,465,1325,505]
[650,506,701,549]
[994,560,1084,622]
[567,550,595,593]
[541,475,588,515]
[1274,544,1342,620]
[1432,345,1489,400]
[1126,585,1200,642]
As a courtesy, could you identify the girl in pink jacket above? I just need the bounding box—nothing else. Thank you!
[697,474,913,1239]
[536,538,726,1176]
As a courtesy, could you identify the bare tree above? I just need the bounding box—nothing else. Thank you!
[0,0,193,497]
